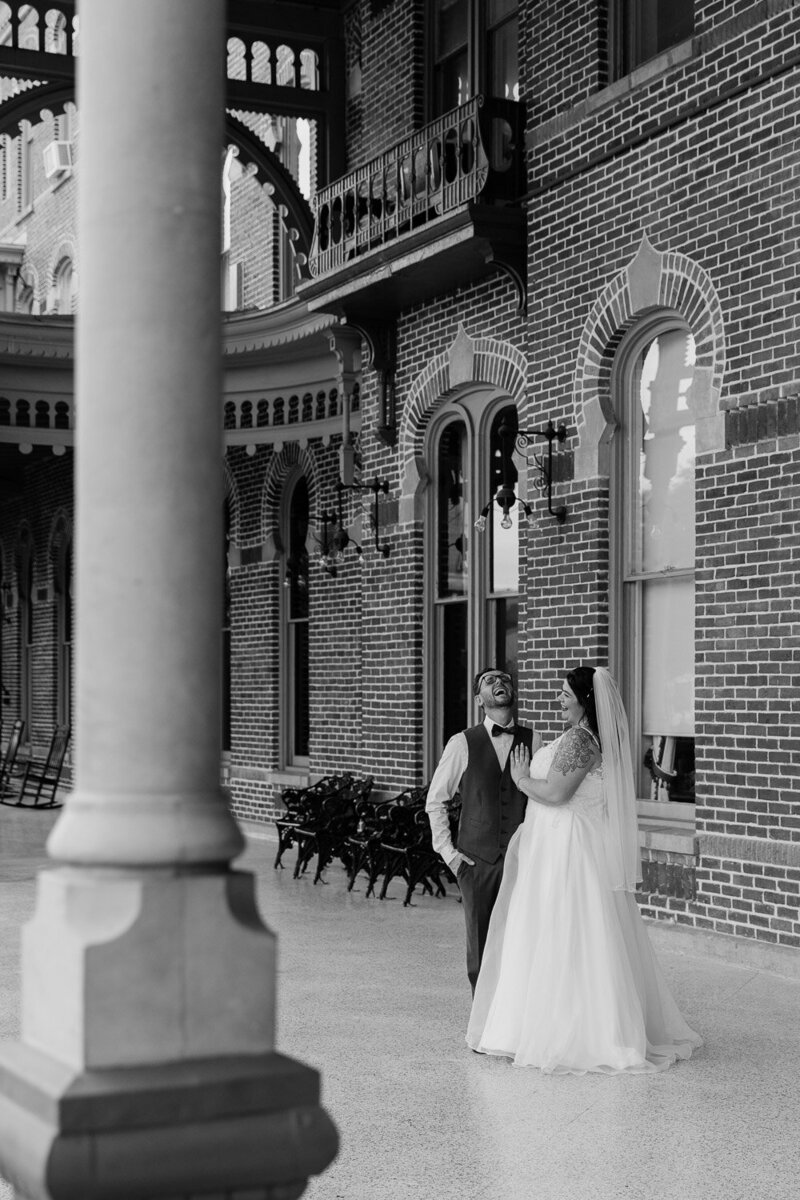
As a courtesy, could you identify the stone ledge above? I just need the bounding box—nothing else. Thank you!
[639,823,696,856]
[645,918,800,981]
[698,833,800,869]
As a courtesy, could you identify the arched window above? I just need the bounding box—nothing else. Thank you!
[427,395,520,763]
[18,527,34,741]
[52,258,75,314]
[612,322,697,804]
[222,502,232,753]
[55,533,72,728]
[283,474,310,765]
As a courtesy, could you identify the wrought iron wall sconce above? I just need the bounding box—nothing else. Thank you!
[474,417,568,532]
[318,493,361,577]
[340,476,391,558]
[318,476,391,575]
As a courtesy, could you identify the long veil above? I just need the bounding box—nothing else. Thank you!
[593,667,641,892]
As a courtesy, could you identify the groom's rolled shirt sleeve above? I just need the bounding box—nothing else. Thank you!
[426,733,467,868]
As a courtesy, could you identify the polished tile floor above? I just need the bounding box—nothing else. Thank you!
[1,807,799,1200]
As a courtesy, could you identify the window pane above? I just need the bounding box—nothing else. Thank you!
[615,0,694,78]
[488,14,518,100]
[636,329,696,573]
[641,575,694,737]
[488,0,517,23]
[434,50,470,113]
[289,477,309,618]
[291,621,310,758]
[490,596,518,679]
[441,600,469,747]
[489,405,519,593]
[434,0,468,59]
[437,423,468,597]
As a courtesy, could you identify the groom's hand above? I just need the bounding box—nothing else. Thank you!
[448,850,475,872]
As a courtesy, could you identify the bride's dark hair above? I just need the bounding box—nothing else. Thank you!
[566,665,601,747]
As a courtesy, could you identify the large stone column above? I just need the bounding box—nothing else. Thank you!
[0,3,337,1198]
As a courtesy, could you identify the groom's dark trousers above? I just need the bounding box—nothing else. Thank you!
[456,723,532,992]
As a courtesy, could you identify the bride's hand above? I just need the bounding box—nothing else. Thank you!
[509,745,531,786]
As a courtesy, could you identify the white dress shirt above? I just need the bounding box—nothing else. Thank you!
[425,715,517,869]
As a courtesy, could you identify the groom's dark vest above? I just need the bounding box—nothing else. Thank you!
[455,723,533,865]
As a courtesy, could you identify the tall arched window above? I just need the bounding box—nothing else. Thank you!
[55,534,72,728]
[612,322,697,804]
[222,501,232,754]
[427,395,520,764]
[18,527,34,741]
[283,474,310,766]
[51,258,75,314]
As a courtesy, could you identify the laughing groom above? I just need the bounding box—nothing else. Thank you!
[426,668,536,993]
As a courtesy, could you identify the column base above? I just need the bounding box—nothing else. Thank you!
[0,1043,338,1200]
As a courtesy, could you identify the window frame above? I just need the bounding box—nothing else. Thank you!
[280,468,311,769]
[427,0,519,119]
[55,533,72,730]
[423,387,521,773]
[607,0,695,84]
[610,315,697,811]
[17,526,34,744]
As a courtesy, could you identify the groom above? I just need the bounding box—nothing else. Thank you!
[426,668,534,993]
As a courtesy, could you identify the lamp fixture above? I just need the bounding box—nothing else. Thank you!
[474,417,568,531]
[318,488,362,577]
[338,476,391,559]
[317,473,391,576]
[283,555,308,589]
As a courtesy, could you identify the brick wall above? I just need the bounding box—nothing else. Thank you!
[520,0,800,943]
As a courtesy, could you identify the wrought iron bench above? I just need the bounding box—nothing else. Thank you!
[346,785,428,896]
[273,774,353,871]
[376,791,459,906]
[291,774,374,885]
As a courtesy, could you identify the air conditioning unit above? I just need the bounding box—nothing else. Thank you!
[224,260,244,311]
[43,140,72,179]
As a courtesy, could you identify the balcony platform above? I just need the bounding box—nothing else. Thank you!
[298,202,525,322]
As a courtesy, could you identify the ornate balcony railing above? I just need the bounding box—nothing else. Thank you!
[307,96,523,280]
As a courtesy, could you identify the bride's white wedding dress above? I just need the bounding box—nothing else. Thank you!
[466,732,702,1074]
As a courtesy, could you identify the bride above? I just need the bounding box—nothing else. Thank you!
[466,665,702,1074]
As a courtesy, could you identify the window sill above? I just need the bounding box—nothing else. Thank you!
[637,798,696,856]
[266,768,312,788]
[588,38,694,116]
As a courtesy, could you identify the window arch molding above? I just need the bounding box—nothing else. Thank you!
[423,384,523,770]
[572,233,726,482]
[46,241,78,315]
[399,323,528,523]
[261,441,319,554]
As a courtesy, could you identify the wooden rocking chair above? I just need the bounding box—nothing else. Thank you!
[0,718,26,802]
[12,724,70,809]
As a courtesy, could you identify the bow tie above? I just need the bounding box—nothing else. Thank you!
[491,723,514,737]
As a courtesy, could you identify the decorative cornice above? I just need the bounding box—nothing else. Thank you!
[0,314,74,361]
[222,302,341,360]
